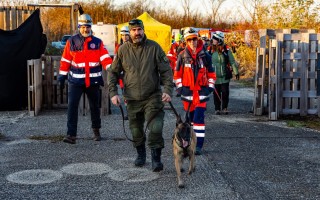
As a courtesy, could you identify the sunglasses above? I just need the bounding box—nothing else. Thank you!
[187,38,198,42]
[129,19,143,26]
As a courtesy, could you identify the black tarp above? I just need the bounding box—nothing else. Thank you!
[0,9,47,110]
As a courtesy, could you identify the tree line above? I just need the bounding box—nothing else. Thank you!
[7,0,315,42]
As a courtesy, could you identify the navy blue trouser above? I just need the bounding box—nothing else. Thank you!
[67,83,101,136]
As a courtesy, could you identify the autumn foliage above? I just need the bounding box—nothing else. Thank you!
[3,0,319,79]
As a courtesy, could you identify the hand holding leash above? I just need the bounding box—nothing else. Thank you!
[111,95,121,106]
[162,93,171,102]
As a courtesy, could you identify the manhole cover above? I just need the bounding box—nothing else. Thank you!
[6,169,63,185]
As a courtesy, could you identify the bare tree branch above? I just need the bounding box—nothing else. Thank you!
[200,0,226,25]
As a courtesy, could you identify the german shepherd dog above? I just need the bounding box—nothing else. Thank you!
[172,115,196,188]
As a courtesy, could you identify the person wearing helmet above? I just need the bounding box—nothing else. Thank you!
[166,33,180,73]
[108,18,173,172]
[174,27,216,155]
[118,26,130,47]
[115,25,130,120]
[200,35,209,50]
[58,13,113,144]
[211,31,239,115]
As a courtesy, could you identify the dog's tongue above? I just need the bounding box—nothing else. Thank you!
[182,139,189,148]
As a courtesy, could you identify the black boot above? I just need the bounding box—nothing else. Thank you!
[151,148,163,172]
[134,145,146,167]
[93,128,101,141]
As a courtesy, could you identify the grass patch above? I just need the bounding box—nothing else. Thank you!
[28,135,64,143]
[279,115,320,131]
[237,78,255,87]
[286,120,305,128]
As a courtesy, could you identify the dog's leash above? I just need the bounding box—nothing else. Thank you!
[169,101,179,118]
[214,88,222,102]
[169,101,192,123]
[119,104,135,142]
[185,101,192,124]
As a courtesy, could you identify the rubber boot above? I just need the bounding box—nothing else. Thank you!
[93,128,101,141]
[134,145,146,167]
[151,148,163,172]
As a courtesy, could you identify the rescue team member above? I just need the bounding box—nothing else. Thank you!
[166,33,184,71]
[211,31,239,115]
[115,26,130,53]
[115,26,130,120]
[174,27,216,155]
[58,14,112,144]
[108,19,173,172]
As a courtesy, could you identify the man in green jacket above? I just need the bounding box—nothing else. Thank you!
[108,19,173,172]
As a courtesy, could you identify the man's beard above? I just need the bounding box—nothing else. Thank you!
[132,34,143,43]
[81,31,92,38]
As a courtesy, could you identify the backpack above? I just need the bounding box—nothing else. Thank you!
[222,45,233,80]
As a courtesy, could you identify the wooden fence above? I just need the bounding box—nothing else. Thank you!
[28,56,111,116]
[27,59,42,116]
[253,29,320,120]
[1,4,79,33]
[0,6,36,30]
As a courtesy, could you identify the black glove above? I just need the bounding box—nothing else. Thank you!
[235,74,240,80]
[58,75,66,90]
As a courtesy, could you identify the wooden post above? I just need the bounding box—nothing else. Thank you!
[16,7,23,27]
[34,59,42,116]
[27,60,35,116]
[5,8,10,30]
[0,7,4,30]
[10,7,17,30]
[275,40,282,118]
[268,39,278,120]
[45,56,53,109]
[254,47,266,115]
[308,34,320,115]
[300,33,309,116]
[27,59,43,116]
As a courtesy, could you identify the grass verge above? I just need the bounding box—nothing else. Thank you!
[279,115,320,131]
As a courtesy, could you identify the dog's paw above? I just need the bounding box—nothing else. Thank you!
[178,183,185,188]
[188,167,196,175]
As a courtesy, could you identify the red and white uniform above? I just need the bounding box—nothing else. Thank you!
[174,39,216,149]
[59,34,112,87]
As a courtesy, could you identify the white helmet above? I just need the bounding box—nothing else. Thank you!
[183,27,198,41]
[211,31,224,45]
[120,26,129,35]
[78,14,93,27]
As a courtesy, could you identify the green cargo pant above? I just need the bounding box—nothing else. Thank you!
[127,95,165,149]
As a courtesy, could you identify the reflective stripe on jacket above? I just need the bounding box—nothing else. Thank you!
[59,34,112,87]
[174,40,216,104]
